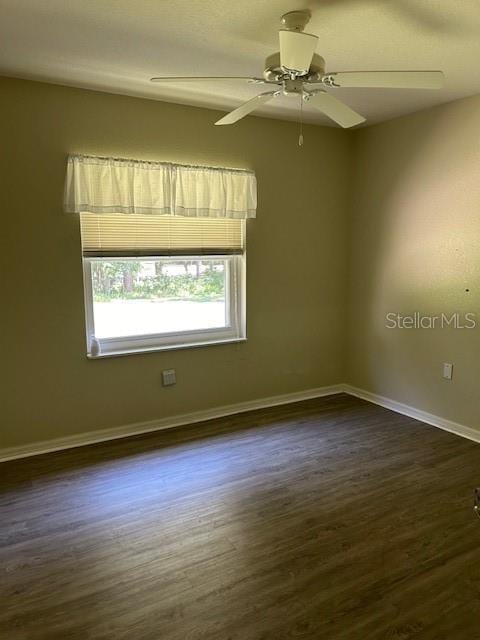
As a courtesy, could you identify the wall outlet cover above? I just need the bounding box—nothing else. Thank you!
[162,369,176,386]
[443,363,453,380]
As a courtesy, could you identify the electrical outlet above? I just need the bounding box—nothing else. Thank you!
[443,362,453,380]
[162,369,176,386]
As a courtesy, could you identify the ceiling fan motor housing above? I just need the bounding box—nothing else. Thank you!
[280,9,312,31]
[263,52,325,83]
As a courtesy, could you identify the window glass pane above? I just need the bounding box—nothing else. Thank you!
[91,258,228,338]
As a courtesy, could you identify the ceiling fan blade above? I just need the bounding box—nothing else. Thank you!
[323,71,444,89]
[307,91,366,128]
[150,76,266,84]
[279,30,318,74]
[214,92,278,126]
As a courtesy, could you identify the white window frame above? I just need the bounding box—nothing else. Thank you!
[82,254,246,358]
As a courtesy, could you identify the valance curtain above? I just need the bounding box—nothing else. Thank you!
[64,155,257,219]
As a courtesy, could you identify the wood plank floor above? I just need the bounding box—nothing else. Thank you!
[2,393,480,639]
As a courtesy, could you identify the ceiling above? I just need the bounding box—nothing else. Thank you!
[0,0,479,127]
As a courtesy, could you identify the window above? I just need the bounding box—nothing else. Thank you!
[66,154,256,357]
[81,213,246,357]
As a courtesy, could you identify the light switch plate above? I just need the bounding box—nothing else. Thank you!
[162,369,176,386]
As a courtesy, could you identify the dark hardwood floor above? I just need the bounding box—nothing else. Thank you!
[2,393,480,639]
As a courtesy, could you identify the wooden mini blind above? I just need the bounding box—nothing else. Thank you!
[80,212,244,257]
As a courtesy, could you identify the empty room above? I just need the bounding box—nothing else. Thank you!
[1,0,480,638]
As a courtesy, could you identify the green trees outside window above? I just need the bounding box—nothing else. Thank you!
[92,259,225,302]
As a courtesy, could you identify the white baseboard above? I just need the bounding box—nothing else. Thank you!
[344,384,480,444]
[3,383,477,463]
[0,384,345,462]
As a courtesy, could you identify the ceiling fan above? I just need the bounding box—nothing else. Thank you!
[150,9,444,129]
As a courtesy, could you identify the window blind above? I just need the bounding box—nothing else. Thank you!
[80,212,244,256]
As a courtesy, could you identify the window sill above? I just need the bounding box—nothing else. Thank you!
[87,337,247,359]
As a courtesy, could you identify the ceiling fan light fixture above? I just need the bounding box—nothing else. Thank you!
[279,30,319,75]
[149,9,444,131]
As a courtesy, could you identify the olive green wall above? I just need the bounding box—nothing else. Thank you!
[1,76,352,450]
[347,95,480,428]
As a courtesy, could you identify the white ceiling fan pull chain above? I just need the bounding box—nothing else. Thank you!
[298,93,304,146]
